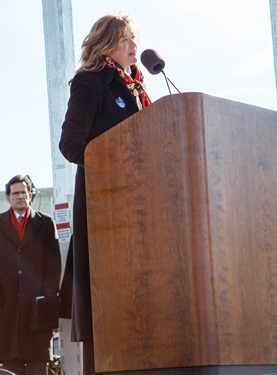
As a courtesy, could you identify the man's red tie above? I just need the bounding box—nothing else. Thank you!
[18,216,24,227]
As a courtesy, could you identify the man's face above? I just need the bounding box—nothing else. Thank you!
[6,182,32,214]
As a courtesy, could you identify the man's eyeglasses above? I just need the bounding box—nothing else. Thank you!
[10,191,28,197]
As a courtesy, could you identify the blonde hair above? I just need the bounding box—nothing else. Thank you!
[77,15,137,73]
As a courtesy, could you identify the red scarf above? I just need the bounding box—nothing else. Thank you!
[106,60,152,108]
[10,207,31,240]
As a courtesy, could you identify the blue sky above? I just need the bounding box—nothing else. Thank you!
[0,0,276,190]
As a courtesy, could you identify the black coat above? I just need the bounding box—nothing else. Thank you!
[59,67,139,341]
[0,209,61,361]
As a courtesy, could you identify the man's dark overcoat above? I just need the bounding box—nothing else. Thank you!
[59,67,140,342]
[0,208,61,361]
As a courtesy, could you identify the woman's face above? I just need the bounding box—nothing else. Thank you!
[109,27,137,70]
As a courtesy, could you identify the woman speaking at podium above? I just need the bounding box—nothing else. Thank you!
[59,14,151,375]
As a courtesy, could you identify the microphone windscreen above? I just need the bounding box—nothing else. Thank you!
[140,49,165,75]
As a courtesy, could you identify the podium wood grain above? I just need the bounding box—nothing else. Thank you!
[84,93,277,372]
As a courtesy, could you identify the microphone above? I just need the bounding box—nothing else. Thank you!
[140,49,181,94]
[140,49,165,75]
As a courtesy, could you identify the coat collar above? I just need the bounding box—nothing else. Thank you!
[98,66,118,84]
[0,208,42,247]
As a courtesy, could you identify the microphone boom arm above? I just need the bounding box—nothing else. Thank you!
[161,70,181,94]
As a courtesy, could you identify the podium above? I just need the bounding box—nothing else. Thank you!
[84,93,277,374]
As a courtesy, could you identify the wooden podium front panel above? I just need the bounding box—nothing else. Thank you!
[202,96,277,364]
[84,93,277,372]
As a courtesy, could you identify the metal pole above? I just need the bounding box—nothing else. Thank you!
[41,0,82,373]
[41,0,76,280]
[269,0,277,97]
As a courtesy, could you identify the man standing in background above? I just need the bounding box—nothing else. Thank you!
[0,175,61,375]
